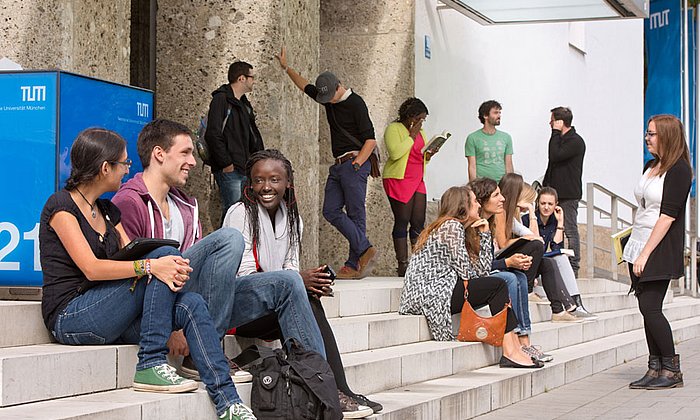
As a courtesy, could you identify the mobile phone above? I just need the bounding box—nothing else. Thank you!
[322,265,336,282]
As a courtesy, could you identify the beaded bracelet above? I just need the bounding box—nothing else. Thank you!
[145,259,152,281]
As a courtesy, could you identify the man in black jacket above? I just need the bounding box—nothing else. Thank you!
[205,61,264,223]
[543,106,585,276]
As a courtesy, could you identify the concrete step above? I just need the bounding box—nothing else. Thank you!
[0,301,53,348]
[366,315,700,420]
[340,297,700,396]
[321,277,630,319]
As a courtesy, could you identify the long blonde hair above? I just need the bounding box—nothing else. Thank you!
[414,185,480,257]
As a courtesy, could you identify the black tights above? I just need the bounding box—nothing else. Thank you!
[450,276,518,333]
[538,257,575,313]
[388,193,426,239]
[629,265,675,357]
[234,294,355,396]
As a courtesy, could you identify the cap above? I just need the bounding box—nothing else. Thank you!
[314,71,340,104]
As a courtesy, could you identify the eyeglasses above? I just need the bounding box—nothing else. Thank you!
[645,131,657,137]
[111,159,133,169]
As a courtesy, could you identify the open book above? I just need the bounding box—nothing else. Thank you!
[611,227,632,265]
[421,130,451,154]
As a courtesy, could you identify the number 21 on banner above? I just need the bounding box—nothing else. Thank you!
[0,222,40,271]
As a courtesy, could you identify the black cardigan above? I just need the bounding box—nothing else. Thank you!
[638,159,692,282]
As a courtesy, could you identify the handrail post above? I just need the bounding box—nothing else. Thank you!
[610,196,619,281]
[587,183,595,278]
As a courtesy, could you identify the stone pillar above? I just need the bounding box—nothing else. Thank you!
[156,0,321,267]
[319,0,415,275]
[0,0,130,84]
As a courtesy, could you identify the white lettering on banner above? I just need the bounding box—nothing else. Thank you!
[649,9,670,30]
[20,85,46,102]
[0,222,41,271]
[137,102,149,118]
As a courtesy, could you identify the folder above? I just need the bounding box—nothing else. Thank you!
[611,227,632,265]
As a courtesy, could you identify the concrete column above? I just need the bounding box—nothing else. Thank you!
[0,0,130,84]
[156,0,321,266]
[319,0,415,274]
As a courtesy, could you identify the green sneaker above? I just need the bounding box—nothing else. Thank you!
[133,363,199,393]
[219,403,257,420]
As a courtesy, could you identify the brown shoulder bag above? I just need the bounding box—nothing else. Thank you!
[456,280,510,347]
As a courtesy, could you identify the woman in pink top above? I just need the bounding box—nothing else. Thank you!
[382,98,437,275]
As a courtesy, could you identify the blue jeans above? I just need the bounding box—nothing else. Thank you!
[231,270,326,359]
[52,246,240,415]
[322,159,372,269]
[214,169,246,224]
[182,228,244,339]
[492,270,531,336]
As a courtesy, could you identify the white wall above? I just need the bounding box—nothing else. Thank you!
[414,0,644,220]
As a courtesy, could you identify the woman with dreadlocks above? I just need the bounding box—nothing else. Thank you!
[222,149,380,419]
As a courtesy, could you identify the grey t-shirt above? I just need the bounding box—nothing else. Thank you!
[163,195,185,245]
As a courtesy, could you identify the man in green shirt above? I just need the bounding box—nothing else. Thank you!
[465,100,513,181]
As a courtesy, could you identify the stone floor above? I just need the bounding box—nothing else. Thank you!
[476,336,700,419]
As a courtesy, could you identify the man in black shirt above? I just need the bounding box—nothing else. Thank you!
[543,106,586,276]
[276,47,378,279]
[204,61,264,224]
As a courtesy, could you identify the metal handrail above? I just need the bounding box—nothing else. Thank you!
[585,183,637,281]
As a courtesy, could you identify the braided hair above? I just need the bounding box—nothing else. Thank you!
[242,149,302,256]
[396,97,429,123]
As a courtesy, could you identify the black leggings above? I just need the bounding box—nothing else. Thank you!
[538,257,575,313]
[388,193,426,239]
[234,294,354,396]
[629,265,675,357]
[450,276,518,333]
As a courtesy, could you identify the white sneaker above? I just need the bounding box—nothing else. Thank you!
[219,403,257,420]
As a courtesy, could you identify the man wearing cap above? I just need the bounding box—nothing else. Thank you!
[276,47,378,279]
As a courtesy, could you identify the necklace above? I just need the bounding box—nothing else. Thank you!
[75,188,97,219]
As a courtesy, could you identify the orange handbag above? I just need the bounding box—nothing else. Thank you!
[456,280,510,347]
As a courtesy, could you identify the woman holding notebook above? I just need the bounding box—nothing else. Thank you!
[623,115,692,390]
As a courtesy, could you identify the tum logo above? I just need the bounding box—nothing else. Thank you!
[649,9,670,29]
[20,86,46,102]
[137,102,149,118]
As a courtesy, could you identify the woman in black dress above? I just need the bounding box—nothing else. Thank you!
[623,115,692,390]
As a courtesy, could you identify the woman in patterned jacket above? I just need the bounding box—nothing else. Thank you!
[399,185,543,368]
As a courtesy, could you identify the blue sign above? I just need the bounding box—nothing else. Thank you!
[0,71,153,287]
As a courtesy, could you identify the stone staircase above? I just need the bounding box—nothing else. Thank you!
[1,276,700,419]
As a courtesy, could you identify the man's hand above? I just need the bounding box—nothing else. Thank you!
[222,164,234,173]
[552,120,564,131]
[167,330,189,356]
[276,47,288,70]
[300,266,333,296]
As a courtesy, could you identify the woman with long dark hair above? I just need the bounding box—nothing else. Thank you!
[399,185,543,368]
[623,115,692,390]
[382,97,439,275]
[223,149,380,417]
[40,128,254,419]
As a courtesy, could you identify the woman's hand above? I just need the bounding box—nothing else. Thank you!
[471,218,490,233]
[633,253,648,277]
[518,201,535,214]
[554,206,564,223]
[300,266,333,296]
[505,253,532,271]
[408,119,422,139]
[149,256,193,292]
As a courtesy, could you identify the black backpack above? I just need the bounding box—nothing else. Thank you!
[233,339,342,420]
[195,104,232,167]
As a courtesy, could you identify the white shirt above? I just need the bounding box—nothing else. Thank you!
[623,168,666,263]
[162,195,185,245]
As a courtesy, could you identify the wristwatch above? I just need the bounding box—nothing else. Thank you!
[352,162,361,171]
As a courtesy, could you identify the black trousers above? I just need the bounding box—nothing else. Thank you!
[234,293,354,396]
[497,239,544,292]
[450,276,518,333]
[538,257,575,313]
[628,265,675,357]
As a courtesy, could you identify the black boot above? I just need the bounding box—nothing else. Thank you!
[629,355,661,389]
[572,294,592,314]
[393,238,409,276]
[644,354,683,389]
